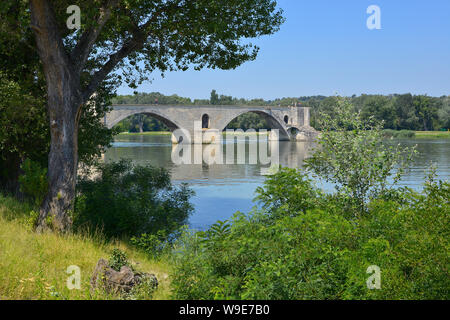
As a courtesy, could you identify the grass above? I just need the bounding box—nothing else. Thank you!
[415,131,450,139]
[0,195,172,300]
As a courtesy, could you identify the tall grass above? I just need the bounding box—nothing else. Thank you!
[0,195,171,300]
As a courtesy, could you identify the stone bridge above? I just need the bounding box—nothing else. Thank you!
[105,104,317,143]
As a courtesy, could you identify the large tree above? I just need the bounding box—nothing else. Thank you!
[0,1,116,195]
[26,0,284,231]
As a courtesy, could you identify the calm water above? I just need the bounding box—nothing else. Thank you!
[105,135,450,230]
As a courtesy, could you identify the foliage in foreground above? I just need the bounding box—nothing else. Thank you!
[171,97,448,300]
[306,97,416,215]
[74,160,194,242]
[171,168,449,300]
[18,159,48,206]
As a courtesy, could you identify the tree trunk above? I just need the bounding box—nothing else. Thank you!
[30,0,83,232]
[36,84,81,232]
[423,118,428,131]
[139,114,144,133]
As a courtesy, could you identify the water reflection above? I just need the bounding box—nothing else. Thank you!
[106,134,316,182]
[105,135,449,229]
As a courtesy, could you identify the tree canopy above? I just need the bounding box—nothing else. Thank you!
[29,0,285,101]
[14,0,285,231]
[0,2,116,193]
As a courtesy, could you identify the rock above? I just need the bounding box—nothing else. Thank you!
[91,258,158,294]
[90,258,109,289]
[293,126,319,141]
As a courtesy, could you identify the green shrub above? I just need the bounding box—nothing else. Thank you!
[18,159,48,206]
[130,230,170,259]
[125,274,159,300]
[382,129,396,138]
[170,98,448,300]
[74,160,194,240]
[109,248,132,271]
[396,130,415,138]
[254,168,320,219]
[171,171,449,300]
[24,210,40,231]
[306,97,416,214]
[382,129,415,138]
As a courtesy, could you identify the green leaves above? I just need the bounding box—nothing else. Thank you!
[46,0,284,89]
[74,160,194,239]
[171,174,449,300]
[18,159,48,206]
[198,220,231,244]
[306,96,416,215]
[254,168,319,219]
[109,248,132,272]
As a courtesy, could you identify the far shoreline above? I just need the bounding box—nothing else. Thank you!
[115,130,450,139]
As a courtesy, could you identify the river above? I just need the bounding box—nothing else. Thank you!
[105,134,450,230]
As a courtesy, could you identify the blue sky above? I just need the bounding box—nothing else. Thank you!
[117,0,450,99]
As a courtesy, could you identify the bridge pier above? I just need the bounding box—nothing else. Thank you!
[170,128,307,144]
[171,129,222,144]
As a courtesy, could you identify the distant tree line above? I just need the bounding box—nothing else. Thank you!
[309,94,450,131]
[112,91,450,132]
[114,114,169,133]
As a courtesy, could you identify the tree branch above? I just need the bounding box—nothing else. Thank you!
[71,0,120,73]
[82,37,143,103]
[29,0,71,69]
[81,2,180,102]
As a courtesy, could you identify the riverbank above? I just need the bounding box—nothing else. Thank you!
[0,195,172,300]
[116,131,270,136]
[415,131,450,139]
[116,130,450,139]
[116,131,172,136]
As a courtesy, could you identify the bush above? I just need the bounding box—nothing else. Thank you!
[109,248,132,271]
[254,168,321,220]
[74,160,194,241]
[306,97,416,214]
[130,231,170,259]
[18,159,48,206]
[171,170,449,300]
[396,130,415,138]
[382,129,396,138]
[382,129,415,138]
[170,98,446,300]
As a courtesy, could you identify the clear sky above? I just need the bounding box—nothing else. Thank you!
[117,0,450,99]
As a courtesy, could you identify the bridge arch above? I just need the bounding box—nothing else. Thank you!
[220,109,291,140]
[106,109,182,131]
